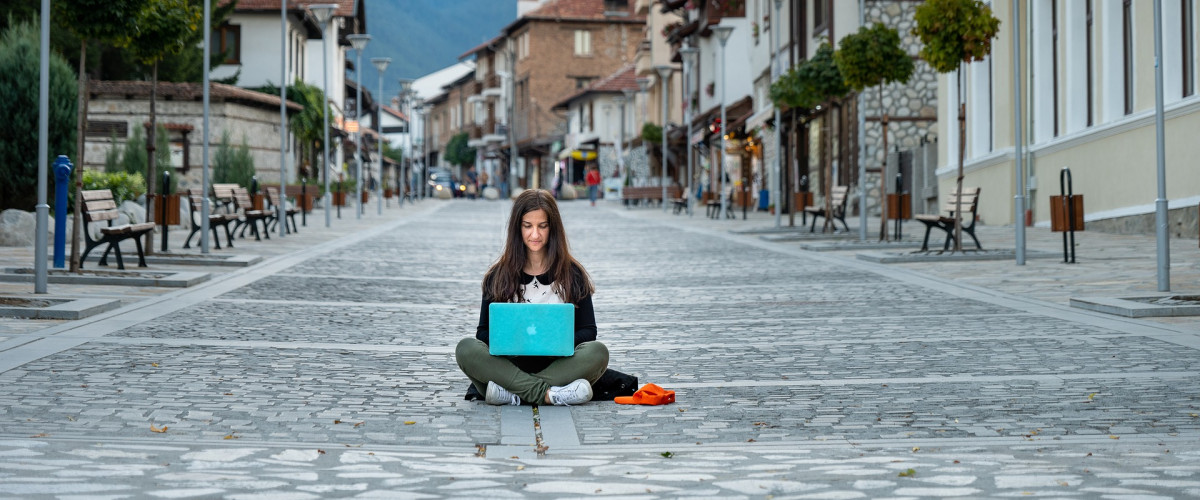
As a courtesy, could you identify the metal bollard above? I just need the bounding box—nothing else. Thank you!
[160,171,171,252]
[301,178,308,227]
[52,156,72,268]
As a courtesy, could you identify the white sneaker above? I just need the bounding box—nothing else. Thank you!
[547,379,593,406]
[485,381,521,406]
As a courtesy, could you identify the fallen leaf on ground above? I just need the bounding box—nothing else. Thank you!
[1109,435,1120,440]
[898,468,916,477]
[150,424,168,433]
[404,421,416,425]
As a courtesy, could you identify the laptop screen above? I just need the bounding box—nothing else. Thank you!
[488,303,575,356]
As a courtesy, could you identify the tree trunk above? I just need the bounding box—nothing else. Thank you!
[69,41,88,273]
[954,68,966,252]
[144,62,158,255]
[877,87,889,241]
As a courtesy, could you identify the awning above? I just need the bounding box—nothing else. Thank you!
[743,107,775,132]
[556,148,598,161]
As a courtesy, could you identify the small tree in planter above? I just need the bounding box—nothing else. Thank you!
[912,0,1000,251]
[835,22,914,241]
[768,42,848,231]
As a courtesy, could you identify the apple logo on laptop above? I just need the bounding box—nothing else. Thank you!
[526,325,537,336]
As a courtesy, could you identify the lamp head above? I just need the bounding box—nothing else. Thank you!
[654,65,673,80]
[347,34,371,51]
[679,45,698,67]
[713,25,734,46]
[371,57,391,73]
[308,3,337,26]
[614,94,627,105]
[399,78,414,94]
[636,77,652,93]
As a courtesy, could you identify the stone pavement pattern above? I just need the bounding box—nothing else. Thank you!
[0,198,1199,498]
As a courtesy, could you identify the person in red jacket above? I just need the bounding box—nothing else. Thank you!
[585,164,602,206]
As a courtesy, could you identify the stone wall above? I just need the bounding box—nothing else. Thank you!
[1087,205,1200,240]
[857,1,940,216]
[85,96,295,195]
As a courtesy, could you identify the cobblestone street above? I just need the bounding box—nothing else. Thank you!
[1,198,1199,498]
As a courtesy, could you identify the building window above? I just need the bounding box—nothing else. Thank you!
[574,30,592,56]
[1185,0,1195,97]
[1123,0,1134,114]
[518,31,530,60]
[212,24,241,64]
[812,0,831,36]
[573,76,596,89]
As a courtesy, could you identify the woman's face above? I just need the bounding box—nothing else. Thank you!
[521,209,550,256]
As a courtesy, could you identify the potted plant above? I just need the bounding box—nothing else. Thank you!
[331,180,348,206]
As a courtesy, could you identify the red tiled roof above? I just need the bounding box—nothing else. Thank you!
[89,81,303,112]
[381,106,408,121]
[526,0,640,21]
[552,64,638,109]
[459,35,503,61]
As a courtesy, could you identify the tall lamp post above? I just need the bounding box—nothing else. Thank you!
[680,43,698,216]
[277,0,290,237]
[347,34,371,219]
[771,0,784,228]
[399,79,413,204]
[371,56,390,216]
[713,25,734,220]
[655,65,674,212]
[310,4,337,228]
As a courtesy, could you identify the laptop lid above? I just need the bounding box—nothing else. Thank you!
[488,303,575,356]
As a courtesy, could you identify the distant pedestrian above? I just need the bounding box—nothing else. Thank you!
[585,164,601,206]
[455,189,607,406]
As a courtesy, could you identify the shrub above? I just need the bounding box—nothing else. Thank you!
[213,130,256,188]
[82,170,146,205]
[0,18,77,211]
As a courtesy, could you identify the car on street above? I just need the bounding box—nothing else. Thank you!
[428,168,461,198]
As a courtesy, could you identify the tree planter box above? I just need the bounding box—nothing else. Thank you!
[332,192,348,206]
[361,190,370,203]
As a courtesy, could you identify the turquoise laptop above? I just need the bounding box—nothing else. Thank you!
[488,303,575,356]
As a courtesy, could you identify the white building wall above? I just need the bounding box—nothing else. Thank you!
[1063,0,1089,135]
[1100,0,1125,124]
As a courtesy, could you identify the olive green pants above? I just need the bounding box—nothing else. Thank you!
[455,338,609,404]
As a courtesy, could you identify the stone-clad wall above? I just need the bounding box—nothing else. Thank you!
[858,1,939,216]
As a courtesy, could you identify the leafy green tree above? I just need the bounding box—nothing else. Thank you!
[836,22,914,240]
[768,42,847,110]
[0,19,77,212]
[285,80,328,181]
[768,42,848,230]
[126,0,201,254]
[213,130,256,189]
[56,0,149,270]
[641,122,662,144]
[912,0,1000,251]
[444,132,475,167]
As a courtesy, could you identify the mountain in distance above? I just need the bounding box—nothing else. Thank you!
[362,0,517,104]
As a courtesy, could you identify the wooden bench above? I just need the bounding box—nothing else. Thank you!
[183,189,238,249]
[264,186,298,234]
[79,189,156,270]
[213,183,271,240]
[914,187,982,252]
[622,186,681,207]
[705,188,735,219]
[805,185,851,232]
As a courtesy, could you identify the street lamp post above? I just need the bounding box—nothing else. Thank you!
[277,0,291,237]
[655,65,673,212]
[399,79,413,205]
[310,4,337,228]
[714,25,734,221]
[680,43,698,216]
[371,56,390,216]
[347,34,371,220]
[616,92,629,181]
[772,0,783,228]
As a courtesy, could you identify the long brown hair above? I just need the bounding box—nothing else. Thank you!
[483,189,593,303]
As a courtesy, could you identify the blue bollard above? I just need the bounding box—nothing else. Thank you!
[52,155,72,268]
